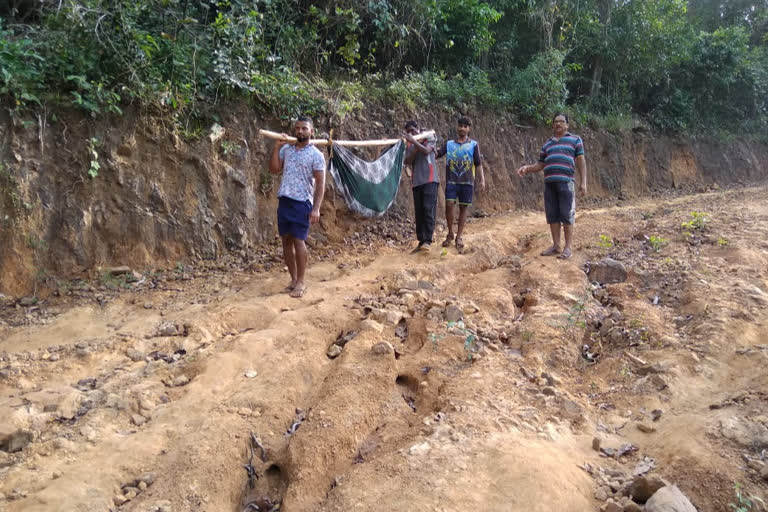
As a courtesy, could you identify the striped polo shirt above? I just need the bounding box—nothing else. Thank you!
[538,132,584,183]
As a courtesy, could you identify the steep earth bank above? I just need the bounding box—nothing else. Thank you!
[1,103,766,296]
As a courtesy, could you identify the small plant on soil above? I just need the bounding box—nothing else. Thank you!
[648,235,668,252]
[596,234,614,250]
[558,286,592,340]
[681,211,709,233]
[87,137,100,178]
[220,140,242,156]
[717,237,729,247]
[730,482,765,511]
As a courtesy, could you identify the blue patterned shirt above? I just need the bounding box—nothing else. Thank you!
[278,144,326,203]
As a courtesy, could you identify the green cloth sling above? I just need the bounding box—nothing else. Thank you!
[329,141,405,217]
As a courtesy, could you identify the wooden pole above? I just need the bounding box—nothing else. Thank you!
[258,129,435,147]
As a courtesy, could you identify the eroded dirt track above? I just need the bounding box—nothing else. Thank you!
[2,188,768,512]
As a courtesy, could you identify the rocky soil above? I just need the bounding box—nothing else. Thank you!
[2,187,768,512]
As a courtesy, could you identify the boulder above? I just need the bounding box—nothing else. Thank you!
[628,475,667,503]
[645,485,697,512]
[588,258,628,284]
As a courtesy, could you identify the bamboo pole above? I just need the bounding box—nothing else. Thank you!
[258,129,435,147]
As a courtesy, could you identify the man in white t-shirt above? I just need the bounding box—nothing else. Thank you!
[268,116,326,298]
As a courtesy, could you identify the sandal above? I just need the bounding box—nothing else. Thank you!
[557,248,572,260]
[283,284,296,293]
[442,234,455,247]
[540,246,561,256]
[290,284,307,298]
[455,237,465,250]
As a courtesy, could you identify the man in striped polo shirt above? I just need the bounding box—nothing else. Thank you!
[516,113,587,259]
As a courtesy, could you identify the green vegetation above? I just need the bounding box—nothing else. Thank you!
[717,237,730,247]
[596,234,614,250]
[730,482,765,511]
[681,211,709,234]
[648,235,669,252]
[87,137,100,178]
[1,1,766,134]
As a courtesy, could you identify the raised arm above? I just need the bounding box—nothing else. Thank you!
[269,135,290,175]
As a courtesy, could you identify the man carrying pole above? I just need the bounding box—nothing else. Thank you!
[268,115,326,298]
[404,120,438,252]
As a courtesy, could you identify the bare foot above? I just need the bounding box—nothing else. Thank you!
[540,246,561,256]
[290,283,306,298]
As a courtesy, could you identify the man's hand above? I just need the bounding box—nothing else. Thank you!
[404,133,416,144]
[310,208,320,225]
[278,132,292,146]
[516,165,527,177]
[580,182,587,195]
[478,175,486,190]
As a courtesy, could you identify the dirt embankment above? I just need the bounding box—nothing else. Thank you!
[1,104,767,296]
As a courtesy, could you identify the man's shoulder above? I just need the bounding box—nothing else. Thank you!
[564,132,583,142]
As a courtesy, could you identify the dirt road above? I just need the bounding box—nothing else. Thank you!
[2,188,767,512]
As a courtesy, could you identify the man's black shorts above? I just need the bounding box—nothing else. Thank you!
[544,180,575,225]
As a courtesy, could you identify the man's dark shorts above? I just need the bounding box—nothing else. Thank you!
[277,196,312,240]
[445,183,473,206]
[544,181,575,225]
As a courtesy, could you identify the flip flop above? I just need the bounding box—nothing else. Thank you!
[442,234,455,248]
[455,237,465,250]
[283,284,296,293]
[557,248,572,260]
[290,285,306,298]
[540,246,561,256]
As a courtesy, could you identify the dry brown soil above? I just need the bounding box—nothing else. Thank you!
[2,187,768,512]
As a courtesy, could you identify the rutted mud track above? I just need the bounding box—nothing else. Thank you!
[2,188,768,512]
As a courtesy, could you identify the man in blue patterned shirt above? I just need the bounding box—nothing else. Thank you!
[516,113,588,260]
[435,116,485,251]
[268,116,326,297]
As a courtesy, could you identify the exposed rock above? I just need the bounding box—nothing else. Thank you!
[360,319,384,334]
[624,502,643,512]
[114,494,130,506]
[720,416,768,449]
[108,266,132,275]
[445,304,464,323]
[644,485,697,512]
[594,487,609,501]
[600,500,623,512]
[542,386,557,396]
[326,344,343,359]
[592,436,601,452]
[760,464,768,481]
[588,258,628,284]
[0,428,34,453]
[172,375,190,387]
[628,475,667,503]
[19,296,40,307]
[408,442,431,456]
[371,342,394,355]
[126,349,145,362]
[244,370,258,378]
[132,414,147,426]
[637,422,657,434]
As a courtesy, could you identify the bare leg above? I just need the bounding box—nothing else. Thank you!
[540,224,562,256]
[282,235,297,288]
[443,201,456,246]
[559,224,574,259]
[291,238,309,297]
[456,204,469,249]
[457,205,469,238]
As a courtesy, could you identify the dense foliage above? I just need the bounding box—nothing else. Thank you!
[1,0,766,134]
